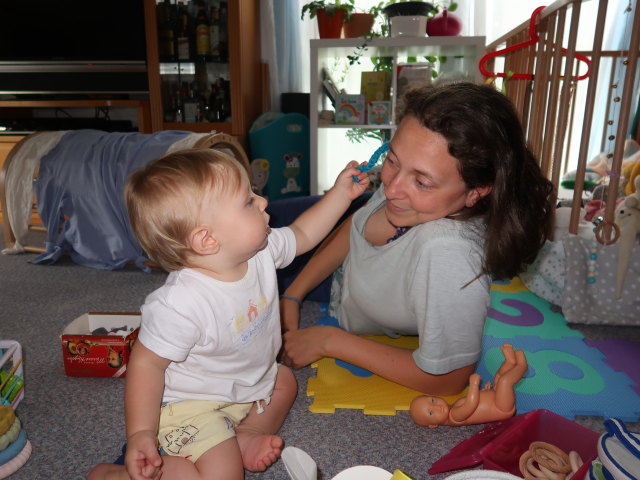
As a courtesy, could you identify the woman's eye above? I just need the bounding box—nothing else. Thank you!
[417,179,431,189]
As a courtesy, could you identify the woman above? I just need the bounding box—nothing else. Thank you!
[280,82,554,396]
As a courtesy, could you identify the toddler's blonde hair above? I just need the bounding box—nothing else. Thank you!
[125,148,247,271]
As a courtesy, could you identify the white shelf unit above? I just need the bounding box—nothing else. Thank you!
[310,36,486,194]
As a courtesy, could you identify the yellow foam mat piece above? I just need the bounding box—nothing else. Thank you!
[491,276,528,293]
[307,335,467,415]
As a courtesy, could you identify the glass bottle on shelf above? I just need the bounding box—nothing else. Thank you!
[176,1,192,61]
[155,0,232,127]
[183,83,198,122]
[174,88,185,123]
[218,1,228,62]
[194,0,211,59]
[157,0,177,60]
[209,0,221,61]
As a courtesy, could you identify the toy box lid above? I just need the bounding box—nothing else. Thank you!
[429,409,599,476]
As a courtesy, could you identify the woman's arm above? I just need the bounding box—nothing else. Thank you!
[282,325,475,396]
[280,216,353,332]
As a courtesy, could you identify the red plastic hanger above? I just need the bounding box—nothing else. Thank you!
[479,6,591,80]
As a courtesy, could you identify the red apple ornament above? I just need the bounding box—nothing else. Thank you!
[427,8,462,36]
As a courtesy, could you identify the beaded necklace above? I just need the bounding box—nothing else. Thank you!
[387,226,411,243]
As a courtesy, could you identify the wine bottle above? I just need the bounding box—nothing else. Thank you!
[157,0,176,60]
[218,1,228,62]
[209,1,221,61]
[174,88,184,123]
[183,83,198,123]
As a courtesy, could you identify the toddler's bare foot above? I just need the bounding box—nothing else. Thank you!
[236,431,283,472]
[86,463,128,480]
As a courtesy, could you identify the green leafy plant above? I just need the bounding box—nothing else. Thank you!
[346,128,392,144]
[301,0,356,20]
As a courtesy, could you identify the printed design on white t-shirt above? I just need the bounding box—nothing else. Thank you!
[226,294,273,347]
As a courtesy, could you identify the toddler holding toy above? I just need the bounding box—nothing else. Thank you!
[280,82,554,396]
[88,148,369,480]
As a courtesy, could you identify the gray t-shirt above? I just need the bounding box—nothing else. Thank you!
[334,186,491,375]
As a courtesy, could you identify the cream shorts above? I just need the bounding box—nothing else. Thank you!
[157,399,252,462]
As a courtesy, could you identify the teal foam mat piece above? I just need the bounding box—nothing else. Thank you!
[485,290,583,340]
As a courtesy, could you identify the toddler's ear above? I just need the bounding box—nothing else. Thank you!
[190,226,220,255]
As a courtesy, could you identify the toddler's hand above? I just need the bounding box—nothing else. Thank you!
[334,160,371,199]
[125,430,163,480]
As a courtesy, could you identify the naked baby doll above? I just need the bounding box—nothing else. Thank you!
[410,344,528,427]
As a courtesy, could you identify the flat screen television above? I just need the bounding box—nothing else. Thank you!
[0,0,148,95]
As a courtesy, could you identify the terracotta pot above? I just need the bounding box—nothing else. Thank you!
[316,8,345,39]
[343,13,374,38]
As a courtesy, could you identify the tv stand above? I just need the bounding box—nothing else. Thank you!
[0,99,151,134]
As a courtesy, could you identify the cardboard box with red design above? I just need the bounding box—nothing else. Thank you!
[61,312,140,378]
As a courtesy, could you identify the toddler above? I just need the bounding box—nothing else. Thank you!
[88,148,369,480]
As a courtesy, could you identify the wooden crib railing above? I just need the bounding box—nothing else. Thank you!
[481,0,640,242]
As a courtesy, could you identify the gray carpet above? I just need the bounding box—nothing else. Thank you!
[2,229,639,480]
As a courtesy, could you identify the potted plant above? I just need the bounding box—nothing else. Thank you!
[301,1,355,39]
[343,2,385,38]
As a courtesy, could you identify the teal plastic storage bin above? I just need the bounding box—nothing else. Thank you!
[249,112,310,201]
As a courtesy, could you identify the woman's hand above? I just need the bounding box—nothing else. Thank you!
[281,326,334,369]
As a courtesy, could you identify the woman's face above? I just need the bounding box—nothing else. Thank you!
[380,115,481,228]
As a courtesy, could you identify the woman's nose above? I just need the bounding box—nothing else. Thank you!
[385,171,406,197]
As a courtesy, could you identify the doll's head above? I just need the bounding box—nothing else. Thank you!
[409,395,450,428]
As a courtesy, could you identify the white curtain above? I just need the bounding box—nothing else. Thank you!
[260,0,314,111]
[588,0,639,159]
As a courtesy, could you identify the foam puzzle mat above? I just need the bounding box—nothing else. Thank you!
[307,278,640,420]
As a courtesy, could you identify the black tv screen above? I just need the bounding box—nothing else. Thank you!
[0,0,148,94]
[0,0,147,62]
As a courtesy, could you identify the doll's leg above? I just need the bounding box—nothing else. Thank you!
[236,365,297,472]
[492,344,517,386]
[493,349,528,412]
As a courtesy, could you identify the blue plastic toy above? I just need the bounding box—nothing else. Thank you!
[353,142,389,182]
